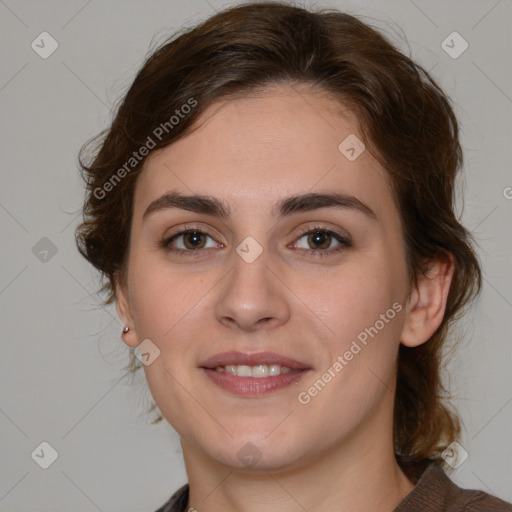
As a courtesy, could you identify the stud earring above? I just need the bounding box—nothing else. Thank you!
[122,326,130,334]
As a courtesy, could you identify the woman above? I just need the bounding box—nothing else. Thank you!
[75,2,512,511]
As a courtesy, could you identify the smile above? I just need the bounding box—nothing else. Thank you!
[213,364,293,377]
[199,351,311,396]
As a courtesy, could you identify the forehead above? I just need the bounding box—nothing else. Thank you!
[134,84,396,223]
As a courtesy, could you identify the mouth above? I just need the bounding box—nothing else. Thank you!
[199,351,311,396]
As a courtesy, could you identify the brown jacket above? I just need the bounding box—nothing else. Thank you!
[155,463,512,511]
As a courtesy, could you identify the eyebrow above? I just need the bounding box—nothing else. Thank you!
[142,191,377,222]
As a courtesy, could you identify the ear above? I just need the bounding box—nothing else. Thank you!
[400,254,454,348]
[114,273,139,348]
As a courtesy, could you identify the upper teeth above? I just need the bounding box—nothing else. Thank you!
[215,364,291,377]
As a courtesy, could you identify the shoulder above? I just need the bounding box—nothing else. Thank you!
[395,463,512,512]
[156,467,512,512]
[154,483,189,512]
[461,490,512,511]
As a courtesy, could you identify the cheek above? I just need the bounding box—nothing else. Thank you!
[295,269,404,431]
[320,261,405,342]
[128,254,206,341]
[308,247,407,399]
[128,265,208,428]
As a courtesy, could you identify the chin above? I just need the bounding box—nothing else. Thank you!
[212,443,302,473]
[194,427,306,472]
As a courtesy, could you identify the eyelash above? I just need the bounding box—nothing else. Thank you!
[160,224,351,259]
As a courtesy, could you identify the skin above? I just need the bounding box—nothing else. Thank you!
[116,84,454,512]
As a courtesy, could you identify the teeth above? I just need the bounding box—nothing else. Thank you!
[225,365,237,376]
[214,364,292,377]
[268,364,280,376]
[250,364,268,377]
[236,365,252,377]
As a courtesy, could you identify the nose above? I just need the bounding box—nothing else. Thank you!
[214,249,291,332]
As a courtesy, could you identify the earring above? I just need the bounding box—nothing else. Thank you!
[122,326,130,334]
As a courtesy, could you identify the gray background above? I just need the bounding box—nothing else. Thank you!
[0,0,511,510]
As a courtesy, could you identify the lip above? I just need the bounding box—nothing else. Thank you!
[199,351,311,370]
[199,351,312,397]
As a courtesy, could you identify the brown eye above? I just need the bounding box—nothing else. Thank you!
[296,229,346,251]
[182,231,207,250]
[307,231,333,250]
[162,229,220,253]
[293,227,351,258]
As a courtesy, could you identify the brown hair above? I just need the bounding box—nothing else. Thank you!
[75,1,481,478]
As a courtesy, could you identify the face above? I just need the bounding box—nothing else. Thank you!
[118,84,413,472]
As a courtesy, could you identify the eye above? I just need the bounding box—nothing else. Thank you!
[162,228,222,254]
[293,226,351,257]
[161,225,351,258]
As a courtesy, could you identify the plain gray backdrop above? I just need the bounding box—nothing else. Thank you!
[1,0,511,510]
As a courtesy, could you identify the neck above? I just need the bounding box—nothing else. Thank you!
[181,402,415,512]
